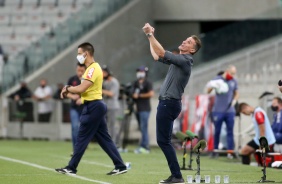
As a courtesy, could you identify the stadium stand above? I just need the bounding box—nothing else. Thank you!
[0,0,130,92]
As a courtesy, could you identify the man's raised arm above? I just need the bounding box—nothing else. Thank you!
[150,42,159,61]
[143,23,165,59]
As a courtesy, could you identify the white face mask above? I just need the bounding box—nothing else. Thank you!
[136,72,146,79]
[76,54,86,64]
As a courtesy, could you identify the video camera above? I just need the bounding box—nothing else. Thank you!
[119,82,135,115]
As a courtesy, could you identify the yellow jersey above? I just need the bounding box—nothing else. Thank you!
[81,62,103,103]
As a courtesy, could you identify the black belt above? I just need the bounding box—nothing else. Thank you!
[158,96,180,101]
[84,99,100,104]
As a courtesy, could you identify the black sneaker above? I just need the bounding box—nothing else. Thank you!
[55,167,76,176]
[159,176,185,184]
[106,168,127,175]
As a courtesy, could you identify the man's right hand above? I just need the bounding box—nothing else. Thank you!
[60,87,67,99]
[142,23,154,35]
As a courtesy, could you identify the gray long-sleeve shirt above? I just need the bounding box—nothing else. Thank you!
[158,51,193,100]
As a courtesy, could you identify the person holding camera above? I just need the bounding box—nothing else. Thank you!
[132,66,154,154]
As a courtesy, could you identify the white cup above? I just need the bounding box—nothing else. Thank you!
[215,175,221,183]
[195,175,201,183]
[187,175,193,183]
[205,175,211,183]
[224,175,229,183]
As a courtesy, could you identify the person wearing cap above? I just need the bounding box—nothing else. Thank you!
[132,66,154,154]
[102,65,120,145]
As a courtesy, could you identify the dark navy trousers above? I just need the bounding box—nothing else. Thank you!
[212,112,235,150]
[67,100,126,172]
[156,99,182,179]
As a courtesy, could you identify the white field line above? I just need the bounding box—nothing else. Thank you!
[0,174,51,176]
[51,155,113,168]
[0,155,111,184]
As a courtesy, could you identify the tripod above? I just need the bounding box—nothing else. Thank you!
[180,139,194,170]
[187,139,194,170]
[193,148,205,183]
[257,148,275,183]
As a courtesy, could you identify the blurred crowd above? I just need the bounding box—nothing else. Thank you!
[8,64,154,154]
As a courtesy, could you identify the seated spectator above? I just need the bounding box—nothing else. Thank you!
[9,81,32,101]
[238,102,276,165]
[9,81,33,121]
[271,97,282,151]
[33,79,53,122]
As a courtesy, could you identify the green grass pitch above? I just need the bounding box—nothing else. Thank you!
[0,140,281,184]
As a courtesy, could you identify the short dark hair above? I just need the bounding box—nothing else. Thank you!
[238,102,249,112]
[191,35,202,54]
[76,62,86,68]
[78,42,94,56]
[217,71,224,76]
[273,97,282,105]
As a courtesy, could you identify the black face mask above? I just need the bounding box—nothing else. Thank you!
[40,85,46,88]
[271,105,279,112]
[103,75,109,80]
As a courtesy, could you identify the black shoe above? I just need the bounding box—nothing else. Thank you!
[55,167,76,176]
[159,176,185,184]
[106,168,127,175]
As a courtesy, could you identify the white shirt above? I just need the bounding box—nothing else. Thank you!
[34,86,53,114]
